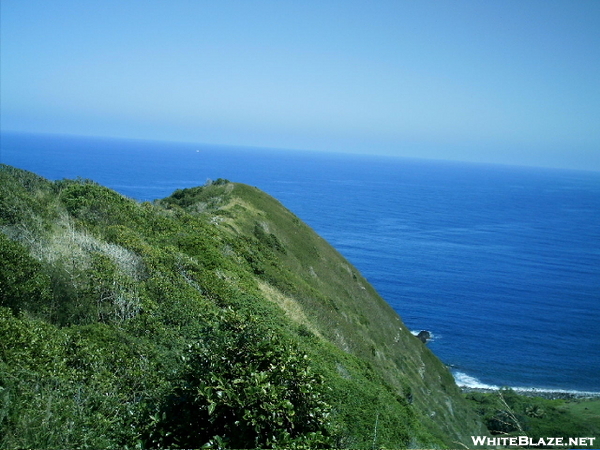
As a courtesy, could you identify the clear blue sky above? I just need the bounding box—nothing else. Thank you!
[2,0,599,170]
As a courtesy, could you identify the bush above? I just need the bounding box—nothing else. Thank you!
[150,310,333,449]
[59,181,136,227]
[0,234,52,316]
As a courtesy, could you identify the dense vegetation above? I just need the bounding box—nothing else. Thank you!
[0,164,487,448]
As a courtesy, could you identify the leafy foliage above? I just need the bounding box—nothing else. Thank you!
[151,310,332,449]
[59,180,137,228]
[0,234,51,316]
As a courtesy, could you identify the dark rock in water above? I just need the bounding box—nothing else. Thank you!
[417,330,431,343]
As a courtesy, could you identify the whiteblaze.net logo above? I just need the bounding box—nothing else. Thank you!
[471,435,597,447]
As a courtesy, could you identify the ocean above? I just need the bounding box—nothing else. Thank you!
[2,132,599,393]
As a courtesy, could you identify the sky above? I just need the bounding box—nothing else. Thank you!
[1,0,599,170]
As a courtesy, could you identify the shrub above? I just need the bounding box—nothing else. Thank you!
[0,234,52,316]
[59,181,136,227]
[150,310,333,449]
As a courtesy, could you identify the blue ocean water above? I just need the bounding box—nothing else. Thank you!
[2,132,599,392]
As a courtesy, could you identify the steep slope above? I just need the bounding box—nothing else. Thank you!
[161,181,488,445]
[0,165,487,448]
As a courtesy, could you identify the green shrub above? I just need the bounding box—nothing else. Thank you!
[0,234,52,317]
[150,310,333,449]
[59,181,136,228]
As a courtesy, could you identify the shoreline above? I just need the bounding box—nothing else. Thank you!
[460,386,600,400]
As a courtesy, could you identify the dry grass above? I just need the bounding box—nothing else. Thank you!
[39,214,144,281]
[28,214,146,323]
[257,280,323,339]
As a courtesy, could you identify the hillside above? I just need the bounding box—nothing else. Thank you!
[0,164,487,448]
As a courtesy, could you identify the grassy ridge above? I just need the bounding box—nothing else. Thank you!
[0,164,486,448]
[198,182,488,445]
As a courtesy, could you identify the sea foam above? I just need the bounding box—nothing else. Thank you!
[452,371,600,398]
[452,371,499,390]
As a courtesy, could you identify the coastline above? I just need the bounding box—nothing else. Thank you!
[452,370,600,400]
[460,386,600,400]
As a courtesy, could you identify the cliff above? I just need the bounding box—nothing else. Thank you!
[0,164,487,448]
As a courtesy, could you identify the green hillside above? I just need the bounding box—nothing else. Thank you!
[0,164,487,448]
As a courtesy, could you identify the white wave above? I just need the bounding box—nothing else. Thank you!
[452,371,499,390]
[452,371,600,397]
[508,386,600,397]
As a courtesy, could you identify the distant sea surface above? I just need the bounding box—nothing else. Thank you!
[2,132,599,393]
